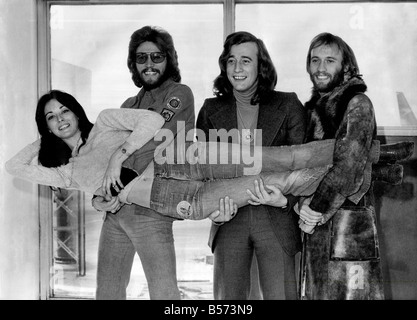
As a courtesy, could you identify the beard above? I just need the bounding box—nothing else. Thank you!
[310,69,345,93]
[139,68,168,90]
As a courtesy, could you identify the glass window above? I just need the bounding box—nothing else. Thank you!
[50,3,223,299]
[46,0,417,300]
[236,2,417,130]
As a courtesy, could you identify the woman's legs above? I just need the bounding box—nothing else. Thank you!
[126,138,336,220]
[136,165,330,220]
[154,139,336,180]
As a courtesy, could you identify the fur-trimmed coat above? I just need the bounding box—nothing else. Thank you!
[304,76,377,224]
[300,76,384,300]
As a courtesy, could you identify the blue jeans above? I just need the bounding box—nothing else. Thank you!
[95,206,180,300]
[149,139,336,220]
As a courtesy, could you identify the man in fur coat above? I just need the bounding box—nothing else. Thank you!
[298,32,383,300]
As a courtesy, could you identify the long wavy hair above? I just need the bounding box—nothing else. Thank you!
[127,25,181,88]
[306,32,360,77]
[35,90,94,168]
[213,31,277,104]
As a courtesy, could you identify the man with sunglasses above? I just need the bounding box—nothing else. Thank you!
[92,25,195,300]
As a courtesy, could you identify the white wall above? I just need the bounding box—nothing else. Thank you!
[0,0,40,299]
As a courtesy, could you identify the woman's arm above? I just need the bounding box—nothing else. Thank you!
[96,108,165,154]
[5,139,69,188]
[96,108,165,195]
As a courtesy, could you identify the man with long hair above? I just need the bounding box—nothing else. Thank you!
[92,26,195,300]
[297,32,398,299]
[197,31,306,300]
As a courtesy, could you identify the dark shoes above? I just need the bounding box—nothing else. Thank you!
[373,141,413,185]
[372,163,404,185]
[379,141,414,163]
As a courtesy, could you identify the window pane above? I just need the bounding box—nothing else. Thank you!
[236,2,417,130]
[50,3,223,299]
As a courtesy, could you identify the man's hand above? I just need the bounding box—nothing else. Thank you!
[298,220,316,234]
[296,196,323,234]
[209,196,238,225]
[246,178,288,208]
[92,194,123,213]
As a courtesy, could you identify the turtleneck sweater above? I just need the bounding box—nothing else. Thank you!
[233,81,259,144]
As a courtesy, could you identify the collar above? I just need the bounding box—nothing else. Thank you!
[305,75,367,110]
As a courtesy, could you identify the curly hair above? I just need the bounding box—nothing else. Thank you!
[127,26,181,88]
[306,32,360,77]
[35,90,94,168]
[213,31,277,104]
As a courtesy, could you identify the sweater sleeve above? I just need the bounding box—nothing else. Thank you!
[5,139,69,188]
[95,108,165,154]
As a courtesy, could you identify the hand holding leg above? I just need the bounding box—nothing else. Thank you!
[209,196,238,224]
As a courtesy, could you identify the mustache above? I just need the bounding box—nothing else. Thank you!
[313,72,331,77]
[142,68,160,74]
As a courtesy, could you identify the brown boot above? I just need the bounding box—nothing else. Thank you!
[372,163,403,185]
[378,141,414,163]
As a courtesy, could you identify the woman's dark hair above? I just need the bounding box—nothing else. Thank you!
[127,25,181,88]
[35,90,94,167]
[213,31,277,104]
[306,32,360,76]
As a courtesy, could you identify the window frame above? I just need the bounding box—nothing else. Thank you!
[37,0,417,299]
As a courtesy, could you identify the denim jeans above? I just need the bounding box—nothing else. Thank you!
[149,139,336,220]
[150,166,330,220]
[95,206,180,300]
[154,139,336,175]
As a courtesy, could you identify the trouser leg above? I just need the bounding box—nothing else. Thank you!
[213,212,253,300]
[154,139,336,180]
[119,208,180,300]
[148,166,329,220]
[252,216,297,300]
[96,212,135,300]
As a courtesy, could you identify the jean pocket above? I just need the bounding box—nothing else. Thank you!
[168,192,198,220]
[330,207,379,261]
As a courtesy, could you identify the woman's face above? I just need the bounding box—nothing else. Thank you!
[226,41,259,92]
[44,99,81,143]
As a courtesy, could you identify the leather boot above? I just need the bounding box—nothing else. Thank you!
[379,141,414,163]
[372,163,403,185]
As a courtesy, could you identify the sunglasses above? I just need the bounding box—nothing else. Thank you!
[135,52,166,64]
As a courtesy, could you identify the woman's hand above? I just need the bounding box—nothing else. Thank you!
[209,196,238,225]
[102,148,126,196]
[246,178,288,208]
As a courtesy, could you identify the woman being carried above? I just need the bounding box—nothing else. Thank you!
[6,90,379,221]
